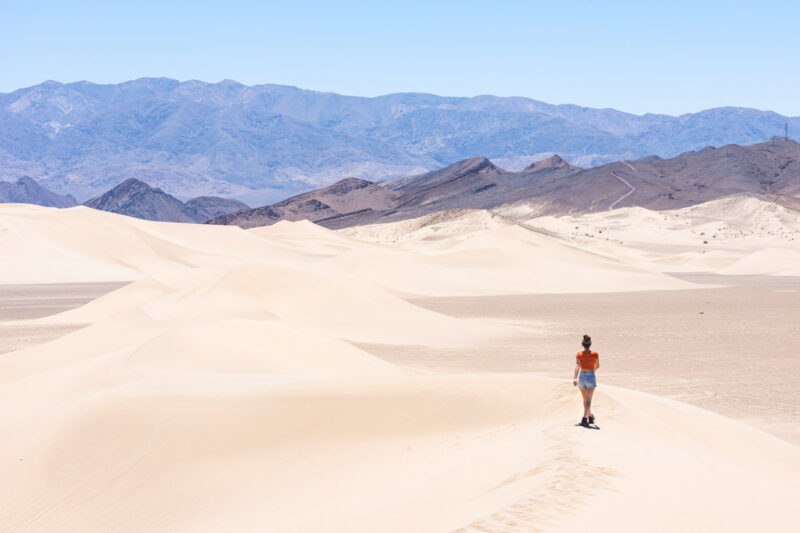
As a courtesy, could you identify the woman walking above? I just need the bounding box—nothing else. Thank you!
[573,334,599,427]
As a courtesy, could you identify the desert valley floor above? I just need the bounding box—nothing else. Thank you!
[396,274,800,445]
[1,197,799,532]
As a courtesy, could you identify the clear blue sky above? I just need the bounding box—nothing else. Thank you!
[2,0,798,116]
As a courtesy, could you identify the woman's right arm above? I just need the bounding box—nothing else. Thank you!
[573,357,580,386]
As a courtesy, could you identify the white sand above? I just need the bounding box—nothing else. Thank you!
[1,199,800,532]
[522,194,800,276]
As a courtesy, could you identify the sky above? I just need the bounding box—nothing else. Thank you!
[1,0,799,116]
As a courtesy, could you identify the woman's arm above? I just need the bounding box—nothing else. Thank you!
[595,358,600,371]
[573,357,580,386]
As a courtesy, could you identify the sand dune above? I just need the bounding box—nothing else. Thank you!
[525,194,800,276]
[339,210,691,296]
[2,202,799,531]
[0,204,283,283]
[338,209,511,246]
[3,371,799,532]
[720,247,800,275]
[126,318,403,377]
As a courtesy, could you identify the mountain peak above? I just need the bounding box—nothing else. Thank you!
[116,177,152,190]
[81,178,251,223]
[323,177,375,196]
[384,157,505,192]
[16,176,39,187]
[462,157,503,174]
[0,176,77,207]
[524,155,578,172]
[83,178,196,223]
[105,178,166,197]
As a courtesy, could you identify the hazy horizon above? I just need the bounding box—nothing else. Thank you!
[5,76,800,120]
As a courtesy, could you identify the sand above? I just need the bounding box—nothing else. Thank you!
[381,273,800,445]
[521,195,800,276]
[0,282,127,355]
[1,199,800,532]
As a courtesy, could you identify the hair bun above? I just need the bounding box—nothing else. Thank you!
[582,334,591,346]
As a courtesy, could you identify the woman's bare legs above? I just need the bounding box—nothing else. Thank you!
[584,387,595,419]
[579,387,587,419]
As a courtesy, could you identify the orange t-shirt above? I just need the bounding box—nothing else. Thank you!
[576,350,599,371]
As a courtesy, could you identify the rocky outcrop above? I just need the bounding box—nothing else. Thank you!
[0,177,77,207]
[184,196,250,222]
[84,178,199,222]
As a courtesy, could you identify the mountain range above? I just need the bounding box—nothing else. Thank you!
[4,139,798,226]
[209,139,800,229]
[1,78,798,204]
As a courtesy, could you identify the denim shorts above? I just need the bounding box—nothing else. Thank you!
[578,370,597,389]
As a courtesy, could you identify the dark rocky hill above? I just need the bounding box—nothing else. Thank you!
[83,178,197,222]
[384,157,505,191]
[509,138,800,215]
[523,155,579,172]
[208,177,399,229]
[209,139,800,229]
[208,156,579,228]
[184,196,250,221]
[0,176,77,207]
[82,178,247,223]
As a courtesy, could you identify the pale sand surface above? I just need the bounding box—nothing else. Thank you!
[370,273,800,445]
[2,201,800,532]
[0,282,128,354]
[0,282,127,321]
[519,195,800,276]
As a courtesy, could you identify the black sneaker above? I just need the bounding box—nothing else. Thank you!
[580,417,589,427]
[588,415,595,425]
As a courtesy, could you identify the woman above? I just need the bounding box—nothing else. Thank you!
[573,334,599,427]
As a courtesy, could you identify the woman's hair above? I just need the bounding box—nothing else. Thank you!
[582,334,592,348]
